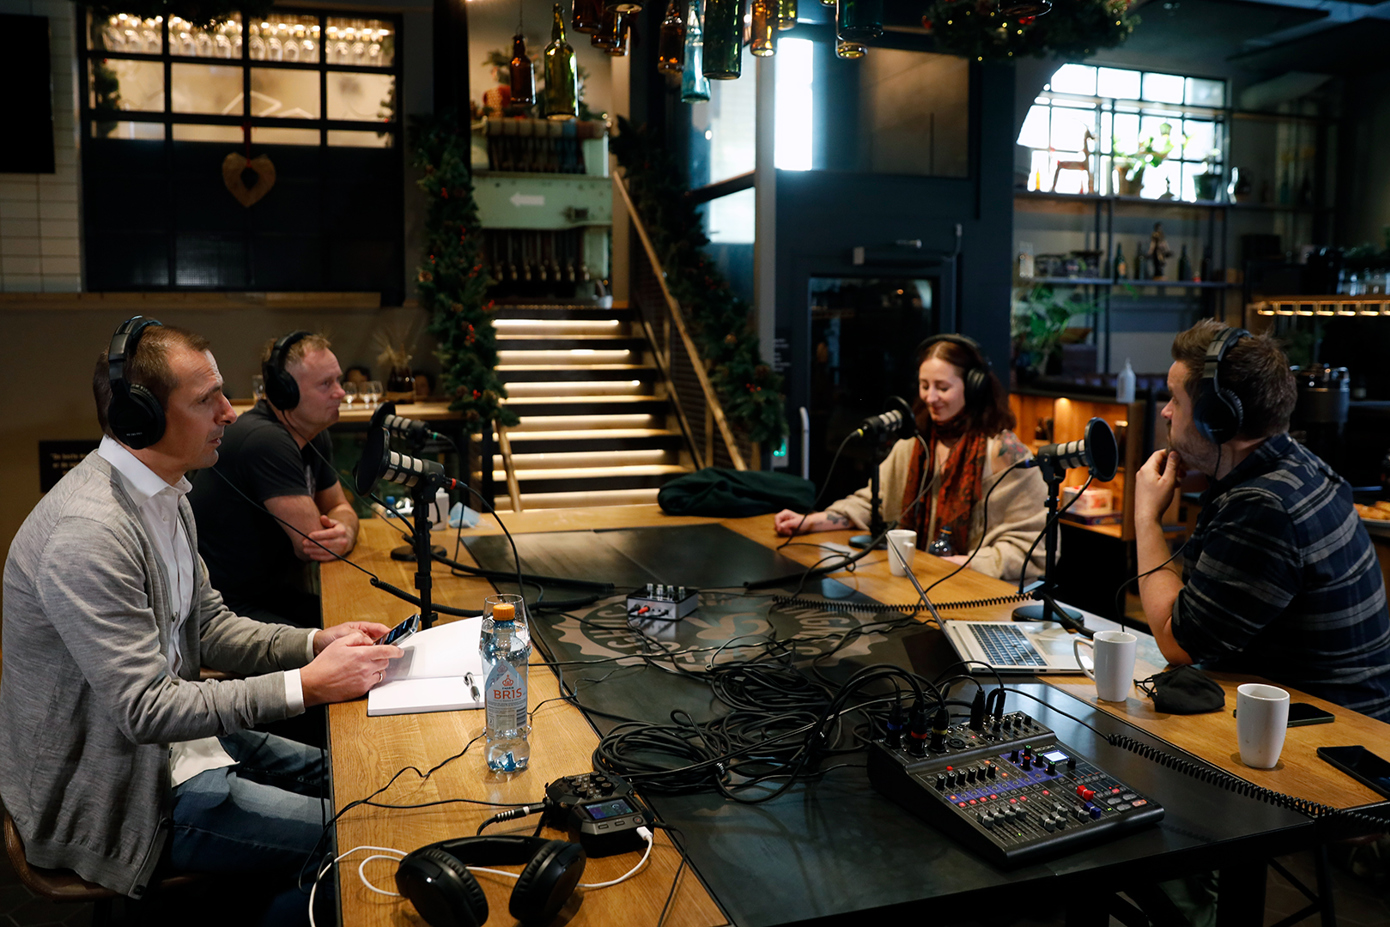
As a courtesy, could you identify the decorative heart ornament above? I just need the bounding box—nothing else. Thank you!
[221,153,277,207]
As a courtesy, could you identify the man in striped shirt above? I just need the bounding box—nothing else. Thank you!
[1133,319,1390,720]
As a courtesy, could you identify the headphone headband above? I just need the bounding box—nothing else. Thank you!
[915,332,991,409]
[107,316,167,449]
[263,330,313,411]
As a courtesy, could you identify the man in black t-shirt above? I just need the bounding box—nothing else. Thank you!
[190,332,358,627]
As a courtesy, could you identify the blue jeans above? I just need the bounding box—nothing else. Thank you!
[170,729,331,926]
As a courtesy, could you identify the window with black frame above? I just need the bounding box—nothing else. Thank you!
[79,8,404,298]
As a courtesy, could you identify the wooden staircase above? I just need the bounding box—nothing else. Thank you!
[480,302,695,511]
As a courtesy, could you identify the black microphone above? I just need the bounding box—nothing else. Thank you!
[382,412,446,447]
[853,396,917,441]
[1027,417,1118,481]
[355,402,458,495]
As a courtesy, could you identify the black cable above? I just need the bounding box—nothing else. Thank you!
[1112,537,1190,625]
[775,430,858,549]
[1016,472,1094,596]
[921,457,1030,598]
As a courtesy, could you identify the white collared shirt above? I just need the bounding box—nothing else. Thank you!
[98,436,310,787]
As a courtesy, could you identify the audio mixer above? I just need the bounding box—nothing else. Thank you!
[867,711,1164,865]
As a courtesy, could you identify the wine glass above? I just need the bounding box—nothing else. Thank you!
[251,374,266,402]
[365,380,383,408]
[342,381,358,410]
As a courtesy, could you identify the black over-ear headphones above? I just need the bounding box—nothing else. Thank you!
[1192,327,1249,445]
[915,333,991,408]
[395,835,586,927]
[108,316,166,449]
[262,330,311,411]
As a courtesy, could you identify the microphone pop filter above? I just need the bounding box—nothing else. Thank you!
[354,401,395,495]
[1082,417,1119,481]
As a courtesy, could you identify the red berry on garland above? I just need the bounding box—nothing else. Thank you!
[441,188,449,199]
[1020,15,1035,24]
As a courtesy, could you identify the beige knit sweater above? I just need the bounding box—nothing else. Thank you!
[825,431,1050,582]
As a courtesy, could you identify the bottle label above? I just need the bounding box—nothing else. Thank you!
[486,661,528,731]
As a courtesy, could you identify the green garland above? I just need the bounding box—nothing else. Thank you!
[611,117,787,449]
[410,113,518,432]
[924,0,1138,61]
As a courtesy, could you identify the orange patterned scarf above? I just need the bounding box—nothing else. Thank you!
[898,428,988,553]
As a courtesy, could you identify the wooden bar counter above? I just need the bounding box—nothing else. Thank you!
[322,506,1389,926]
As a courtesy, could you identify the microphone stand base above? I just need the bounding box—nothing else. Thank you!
[390,543,448,563]
[1011,601,1083,624]
[848,533,885,551]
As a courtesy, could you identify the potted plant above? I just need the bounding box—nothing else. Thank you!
[1194,148,1223,201]
[1012,286,1096,378]
[1112,121,1185,197]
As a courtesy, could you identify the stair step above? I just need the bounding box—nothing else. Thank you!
[493,319,635,337]
[494,463,689,481]
[494,490,662,512]
[500,396,668,417]
[497,349,638,366]
[493,449,680,471]
[491,468,692,496]
[496,335,646,352]
[503,380,656,398]
[506,414,667,431]
[493,306,638,322]
[496,365,657,383]
[491,428,684,454]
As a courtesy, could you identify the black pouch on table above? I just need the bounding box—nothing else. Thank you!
[1135,665,1226,714]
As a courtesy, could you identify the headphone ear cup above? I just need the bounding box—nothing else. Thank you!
[396,847,489,927]
[509,839,586,925]
[966,367,989,407]
[262,363,300,411]
[109,384,166,449]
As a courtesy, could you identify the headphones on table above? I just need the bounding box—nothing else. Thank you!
[395,835,587,927]
[915,332,992,408]
[262,330,311,411]
[1192,327,1249,445]
[107,315,166,449]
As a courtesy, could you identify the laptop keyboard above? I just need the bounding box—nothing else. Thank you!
[968,623,1048,667]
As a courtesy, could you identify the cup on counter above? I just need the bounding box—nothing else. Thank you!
[1236,683,1290,769]
[1073,630,1138,702]
[885,529,917,576]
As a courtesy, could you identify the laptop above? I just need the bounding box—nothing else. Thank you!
[890,544,1084,675]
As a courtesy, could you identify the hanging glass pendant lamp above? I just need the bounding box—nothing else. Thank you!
[573,0,604,33]
[777,0,797,29]
[657,0,686,73]
[834,0,879,59]
[606,0,644,12]
[702,0,743,79]
[750,0,775,56]
[591,7,620,48]
[543,3,577,119]
[509,30,535,108]
[681,0,710,102]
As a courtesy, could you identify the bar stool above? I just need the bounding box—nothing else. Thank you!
[3,811,204,925]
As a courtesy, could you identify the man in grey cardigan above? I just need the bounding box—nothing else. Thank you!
[0,320,402,924]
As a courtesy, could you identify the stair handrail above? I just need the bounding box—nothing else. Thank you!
[494,420,523,513]
[613,171,748,471]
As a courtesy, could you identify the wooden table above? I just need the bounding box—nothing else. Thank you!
[322,506,1390,926]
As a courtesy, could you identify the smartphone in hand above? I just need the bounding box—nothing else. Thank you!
[377,613,421,647]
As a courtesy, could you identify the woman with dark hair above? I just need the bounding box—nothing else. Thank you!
[773,334,1048,582]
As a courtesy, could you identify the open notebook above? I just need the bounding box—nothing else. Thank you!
[367,616,485,716]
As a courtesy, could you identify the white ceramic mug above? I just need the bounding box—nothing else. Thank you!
[1236,683,1290,769]
[885,529,917,576]
[1073,630,1138,702]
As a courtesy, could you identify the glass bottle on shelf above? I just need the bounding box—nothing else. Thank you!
[1133,239,1144,280]
[702,0,743,79]
[1112,242,1126,281]
[543,3,578,120]
[1177,244,1191,282]
[681,0,710,103]
[603,13,631,56]
[657,0,685,74]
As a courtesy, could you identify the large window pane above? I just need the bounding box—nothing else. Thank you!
[251,69,321,119]
[325,18,395,67]
[168,15,240,59]
[89,13,163,54]
[691,45,757,187]
[252,127,320,145]
[90,59,164,112]
[1097,68,1140,100]
[327,72,396,122]
[171,64,243,115]
[328,130,392,148]
[262,14,321,63]
[774,38,813,171]
[707,187,755,245]
[1185,77,1224,107]
[92,120,163,140]
[172,124,242,142]
[1050,64,1097,97]
[1141,72,1184,104]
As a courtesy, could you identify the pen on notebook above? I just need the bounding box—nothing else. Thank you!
[465,672,481,702]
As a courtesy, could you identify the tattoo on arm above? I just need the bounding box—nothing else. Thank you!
[997,433,1029,465]
[826,512,850,528]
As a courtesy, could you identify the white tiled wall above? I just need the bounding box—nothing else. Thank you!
[0,0,82,292]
